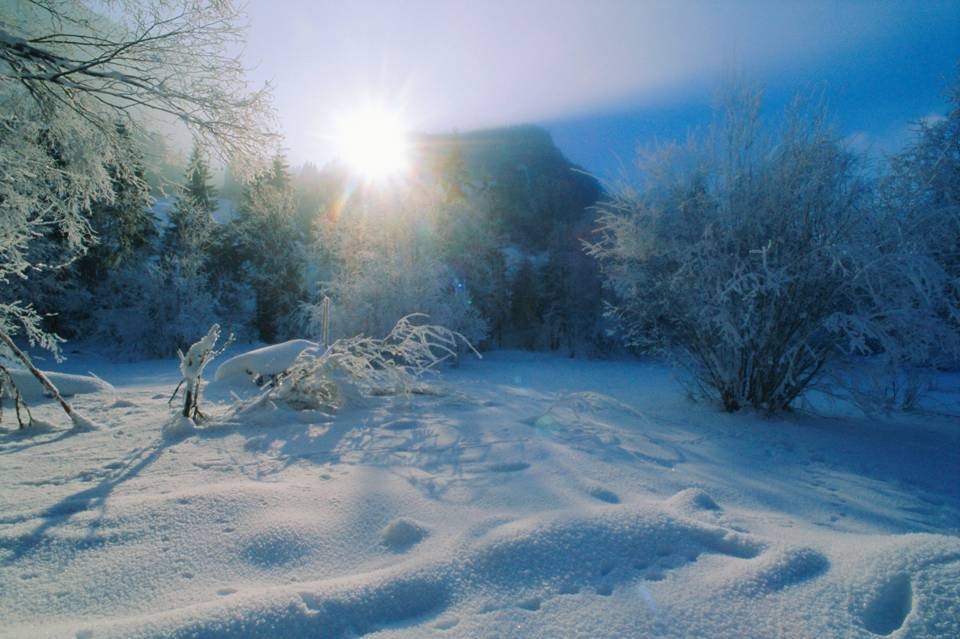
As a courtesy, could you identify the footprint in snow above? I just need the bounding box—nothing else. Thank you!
[517,597,541,611]
[382,419,419,431]
[588,486,620,504]
[434,616,459,630]
[860,573,912,636]
[486,461,530,473]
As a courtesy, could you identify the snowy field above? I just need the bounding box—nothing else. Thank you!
[1,349,959,638]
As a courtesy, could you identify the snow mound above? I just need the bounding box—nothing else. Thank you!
[6,369,113,402]
[161,415,195,439]
[240,523,316,568]
[214,340,318,383]
[730,546,831,594]
[381,518,429,552]
[666,487,721,513]
[463,504,763,594]
[60,498,960,639]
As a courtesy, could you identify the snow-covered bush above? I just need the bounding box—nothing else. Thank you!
[273,314,479,411]
[879,76,960,371]
[587,90,960,412]
[86,259,229,359]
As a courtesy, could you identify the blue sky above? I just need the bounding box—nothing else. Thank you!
[244,0,960,180]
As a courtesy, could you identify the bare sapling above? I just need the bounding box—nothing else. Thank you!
[170,324,234,421]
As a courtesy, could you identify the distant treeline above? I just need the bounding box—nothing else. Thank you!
[14,125,610,358]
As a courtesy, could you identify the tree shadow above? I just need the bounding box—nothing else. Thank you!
[191,395,530,503]
[0,438,167,565]
[0,425,83,456]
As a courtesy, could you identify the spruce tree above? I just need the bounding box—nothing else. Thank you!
[163,144,216,261]
[79,124,156,282]
[225,153,305,342]
[183,143,218,214]
[509,258,543,349]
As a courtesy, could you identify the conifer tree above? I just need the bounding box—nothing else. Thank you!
[79,124,156,282]
[183,144,219,215]
[163,144,217,261]
[509,258,543,349]
[223,154,305,342]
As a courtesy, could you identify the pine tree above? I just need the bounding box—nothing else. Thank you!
[436,189,508,348]
[509,258,543,349]
[221,153,305,342]
[183,144,219,214]
[163,144,217,261]
[79,124,156,282]
[540,223,603,356]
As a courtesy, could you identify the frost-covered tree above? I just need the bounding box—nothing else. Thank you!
[587,89,960,412]
[85,142,224,358]
[163,145,217,260]
[434,188,509,348]
[217,154,305,342]
[0,0,273,408]
[305,185,487,346]
[182,144,219,215]
[882,76,960,330]
[2,122,153,341]
[541,223,603,356]
[78,126,156,281]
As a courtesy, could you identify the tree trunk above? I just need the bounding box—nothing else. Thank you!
[182,387,194,418]
[0,329,78,424]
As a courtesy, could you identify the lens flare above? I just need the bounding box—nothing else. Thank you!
[334,106,410,181]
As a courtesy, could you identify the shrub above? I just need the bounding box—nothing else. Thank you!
[274,314,480,411]
[587,90,960,412]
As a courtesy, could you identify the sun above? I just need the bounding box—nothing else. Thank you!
[334,106,410,181]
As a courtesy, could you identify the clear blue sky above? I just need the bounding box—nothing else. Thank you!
[243,0,960,180]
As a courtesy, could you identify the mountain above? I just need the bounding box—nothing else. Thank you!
[415,125,603,249]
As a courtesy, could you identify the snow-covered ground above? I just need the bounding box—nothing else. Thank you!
[1,349,958,638]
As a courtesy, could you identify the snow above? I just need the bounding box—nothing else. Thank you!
[214,339,318,383]
[0,349,958,638]
[6,369,114,402]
